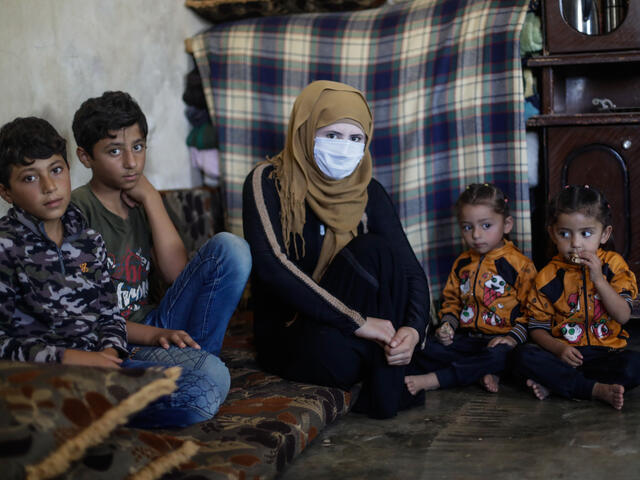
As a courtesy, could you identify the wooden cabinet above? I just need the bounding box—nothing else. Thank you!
[528,1,640,280]
[543,0,640,54]
[546,125,639,264]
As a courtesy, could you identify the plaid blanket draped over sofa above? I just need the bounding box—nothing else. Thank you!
[190,0,531,303]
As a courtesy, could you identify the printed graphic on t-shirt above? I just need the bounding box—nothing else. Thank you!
[107,247,151,319]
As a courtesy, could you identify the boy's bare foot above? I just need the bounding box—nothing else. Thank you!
[405,373,440,395]
[592,383,624,410]
[481,374,500,393]
[526,379,550,400]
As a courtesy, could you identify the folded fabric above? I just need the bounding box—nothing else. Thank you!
[520,11,542,56]
[185,106,212,128]
[524,97,540,121]
[187,123,219,149]
[190,147,220,179]
[183,67,208,109]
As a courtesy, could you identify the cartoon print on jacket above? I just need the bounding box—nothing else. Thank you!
[483,273,507,306]
[460,304,475,324]
[592,293,604,322]
[591,320,610,339]
[482,309,505,327]
[567,292,580,314]
[459,271,470,295]
[439,241,536,342]
[561,322,584,343]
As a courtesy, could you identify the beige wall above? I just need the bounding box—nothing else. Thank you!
[0,0,210,215]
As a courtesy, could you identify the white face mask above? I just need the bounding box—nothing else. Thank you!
[313,137,365,180]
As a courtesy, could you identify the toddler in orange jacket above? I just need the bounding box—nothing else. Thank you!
[513,185,638,409]
[406,183,536,394]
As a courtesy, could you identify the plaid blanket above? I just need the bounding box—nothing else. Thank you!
[191,0,531,302]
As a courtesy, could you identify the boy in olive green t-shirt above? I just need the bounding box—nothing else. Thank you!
[71,91,252,356]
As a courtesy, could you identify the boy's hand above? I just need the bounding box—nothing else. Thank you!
[150,328,201,350]
[355,316,396,345]
[487,335,517,349]
[384,326,419,365]
[62,349,123,368]
[121,174,158,208]
[435,322,454,346]
[101,347,120,358]
[126,322,200,349]
[558,345,583,367]
[121,174,188,283]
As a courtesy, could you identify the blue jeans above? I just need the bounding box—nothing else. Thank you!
[124,346,231,428]
[144,232,251,355]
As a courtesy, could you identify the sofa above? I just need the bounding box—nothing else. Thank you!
[0,187,355,480]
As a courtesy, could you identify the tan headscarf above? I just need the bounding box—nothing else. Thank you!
[269,80,373,281]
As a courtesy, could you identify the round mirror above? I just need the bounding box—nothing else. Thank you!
[560,0,628,35]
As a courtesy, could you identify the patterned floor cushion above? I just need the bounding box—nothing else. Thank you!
[0,314,355,480]
[0,362,185,479]
[69,314,354,479]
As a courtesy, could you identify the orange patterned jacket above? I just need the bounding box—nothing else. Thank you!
[439,240,536,343]
[526,249,638,349]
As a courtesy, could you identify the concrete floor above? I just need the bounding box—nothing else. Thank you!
[279,324,640,480]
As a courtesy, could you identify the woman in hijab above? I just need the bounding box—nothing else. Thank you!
[242,80,431,418]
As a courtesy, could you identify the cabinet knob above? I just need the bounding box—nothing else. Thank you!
[623,139,632,150]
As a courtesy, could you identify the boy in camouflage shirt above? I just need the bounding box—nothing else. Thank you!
[0,117,128,366]
[0,117,229,427]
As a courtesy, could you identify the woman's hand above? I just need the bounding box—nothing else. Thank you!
[384,326,419,365]
[355,316,396,345]
[558,345,583,367]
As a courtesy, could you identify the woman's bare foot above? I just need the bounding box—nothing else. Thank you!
[405,373,440,395]
[592,383,624,410]
[526,379,550,400]
[481,374,500,393]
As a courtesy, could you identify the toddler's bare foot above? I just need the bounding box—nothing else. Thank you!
[526,379,550,400]
[592,383,624,410]
[405,373,440,395]
[481,374,500,393]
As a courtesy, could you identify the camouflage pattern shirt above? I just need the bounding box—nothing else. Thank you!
[0,204,128,363]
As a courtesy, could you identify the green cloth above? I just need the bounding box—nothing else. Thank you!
[71,185,155,324]
[187,123,218,149]
[520,11,542,56]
